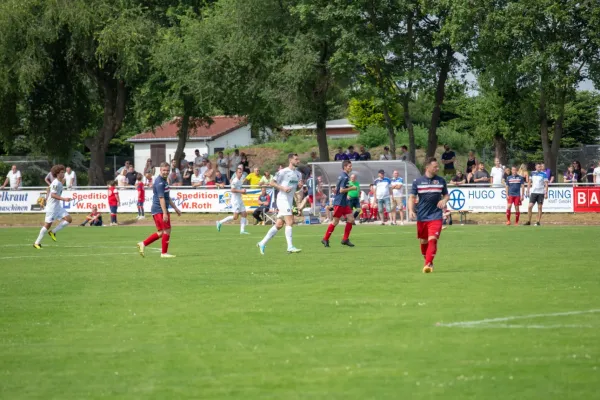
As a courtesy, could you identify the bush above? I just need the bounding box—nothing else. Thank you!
[395,125,429,148]
[395,125,475,154]
[357,125,388,148]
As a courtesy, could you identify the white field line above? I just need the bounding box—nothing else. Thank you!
[438,309,600,328]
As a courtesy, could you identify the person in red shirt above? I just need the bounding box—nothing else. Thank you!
[136,173,145,220]
[80,206,103,226]
[107,180,120,226]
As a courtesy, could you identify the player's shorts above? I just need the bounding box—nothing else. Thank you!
[109,205,118,214]
[333,205,352,218]
[137,201,144,207]
[507,196,521,206]
[348,197,360,209]
[153,213,171,231]
[44,208,69,224]
[377,198,391,212]
[417,219,443,240]
[276,197,293,218]
[529,193,545,205]
[231,200,246,214]
[392,196,405,211]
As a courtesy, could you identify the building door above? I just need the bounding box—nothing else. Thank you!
[150,144,166,166]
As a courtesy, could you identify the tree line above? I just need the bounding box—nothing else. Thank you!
[0,0,598,184]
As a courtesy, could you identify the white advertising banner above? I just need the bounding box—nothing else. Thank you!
[446,186,573,213]
[0,188,274,214]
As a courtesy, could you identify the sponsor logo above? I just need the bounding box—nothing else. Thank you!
[448,189,466,210]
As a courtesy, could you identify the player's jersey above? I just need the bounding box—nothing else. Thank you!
[506,174,525,197]
[274,167,301,203]
[391,177,404,197]
[136,182,145,202]
[374,177,392,199]
[46,179,63,214]
[108,186,119,206]
[333,171,350,206]
[151,175,171,215]
[230,176,244,203]
[530,171,548,194]
[410,175,449,221]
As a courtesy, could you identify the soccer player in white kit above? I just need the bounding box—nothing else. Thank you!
[257,153,302,254]
[33,165,73,249]
[216,166,250,234]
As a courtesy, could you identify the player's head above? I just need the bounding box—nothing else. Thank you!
[261,186,267,194]
[424,157,439,176]
[350,173,357,181]
[342,160,352,173]
[66,166,71,173]
[159,162,170,178]
[444,144,450,151]
[378,169,385,178]
[383,146,389,153]
[337,147,343,154]
[236,166,243,179]
[511,165,518,175]
[51,164,65,180]
[136,173,143,181]
[494,158,500,167]
[478,162,485,171]
[535,163,543,172]
[92,205,97,211]
[393,170,399,178]
[288,153,300,168]
[11,164,17,172]
[401,145,408,152]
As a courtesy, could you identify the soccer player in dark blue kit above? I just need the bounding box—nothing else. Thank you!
[137,162,181,258]
[321,160,356,247]
[408,157,449,273]
[505,165,525,225]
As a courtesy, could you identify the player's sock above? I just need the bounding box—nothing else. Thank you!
[515,212,520,224]
[284,226,293,249]
[35,227,47,245]
[138,206,143,217]
[161,233,170,254]
[143,232,160,246]
[52,220,69,234]
[141,208,145,217]
[219,216,234,224]
[323,224,335,240]
[240,217,247,232]
[425,239,437,265]
[259,226,278,245]
[506,209,511,222]
[420,243,428,258]
[110,213,115,223]
[342,222,353,240]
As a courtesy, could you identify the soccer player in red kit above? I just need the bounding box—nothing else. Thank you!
[321,160,356,247]
[137,162,181,258]
[136,173,145,220]
[408,157,449,273]
[107,180,120,226]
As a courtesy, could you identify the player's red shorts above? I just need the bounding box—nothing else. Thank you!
[333,205,352,218]
[507,196,521,206]
[417,219,443,240]
[153,213,171,231]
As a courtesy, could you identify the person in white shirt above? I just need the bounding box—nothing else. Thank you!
[594,160,600,185]
[379,146,391,160]
[215,166,249,234]
[525,163,549,226]
[194,149,203,166]
[191,168,204,188]
[390,170,405,225]
[44,170,54,186]
[64,166,77,189]
[1,165,21,190]
[229,149,242,178]
[216,151,229,176]
[33,165,73,249]
[116,169,128,187]
[490,158,504,187]
[373,170,393,225]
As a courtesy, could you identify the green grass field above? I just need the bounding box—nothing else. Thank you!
[1,223,599,399]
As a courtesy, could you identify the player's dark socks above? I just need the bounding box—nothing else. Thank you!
[535,222,541,226]
[341,239,355,247]
[321,239,330,247]
[353,210,360,219]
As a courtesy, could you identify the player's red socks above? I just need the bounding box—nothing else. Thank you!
[425,239,437,265]
[506,209,511,222]
[515,212,520,224]
[143,232,160,246]
[323,224,335,240]
[161,233,170,254]
[420,243,428,258]
[343,222,352,240]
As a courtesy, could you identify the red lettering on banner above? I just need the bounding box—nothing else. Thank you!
[191,202,212,209]
[573,187,600,212]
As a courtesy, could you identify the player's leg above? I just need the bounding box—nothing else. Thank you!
[506,197,512,225]
[51,211,72,236]
[416,221,428,263]
[138,214,164,256]
[217,211,235,231]
[240,210,249,234]
[377,200,385,225]
[34,217,53,248]
[257,213,285,254]
[110,205,117,225]
[390,198,397,225]
[398,199,405,224]
[536,200,543,225]
[526,197,534,225]
[341,208,355,246]
[424,220,442,272]
[253,207,262,224]
[283,215,300,252]
[322,210,340,246]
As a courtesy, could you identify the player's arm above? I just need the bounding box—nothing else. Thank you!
[544,179,549,198]
[520,182,525,199]
[408,181,418,219]
[50,191,72,202]
[438,183,449,209]
[526,177,531,196]
[168,197,182,216]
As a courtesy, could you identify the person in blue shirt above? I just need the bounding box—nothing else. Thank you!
[409,157,449,273]
[137,162,181,258]
[334,147,348,161]
[373,170,393,225]
[321,160,356,248]
[505,166,525,225]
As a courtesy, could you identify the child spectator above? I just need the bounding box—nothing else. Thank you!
[107,180,120,226]
[136,173,145,220]
[143,172,153,187]
[564,166,576,183]
[80,206,103,226]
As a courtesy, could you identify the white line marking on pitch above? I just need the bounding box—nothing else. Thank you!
[437,309,600,328]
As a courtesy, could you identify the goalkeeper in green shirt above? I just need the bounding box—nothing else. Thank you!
[348,173,362,220]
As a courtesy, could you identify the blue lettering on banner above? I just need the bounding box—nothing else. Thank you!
[548,189,570,199]
[0,192,29,202]
[469,190,495,200]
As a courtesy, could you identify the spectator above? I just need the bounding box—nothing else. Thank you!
[572,161,583,183]
[229,149,241,178]
[518,163,530,183]
[253,187,271,225]
[334,147,348,161]
[194,149,203,166]
[117,169,128,187]
[240,153,250,174]
[126,165,137,186]
[473,162,490,185]
[466,165,476,184]
[44,170,55,186]
[307,175,324,207]
[199,159,208,177]
[490,158,504,187]
[168,168,183,186]
[361,184,378,222]
[541,163,555,183]
[182,162,193,186]
[441,144,456,176]
[1,165,22,190]
[373,169,392,225]
[191,168,204,188]
[563,166,576,183]
[358,146,371,161]
[259,170,272,187]
[323,185,336,223]
[143,158,154,175]
[179,154,188,172]
[80,206,103,226]
[204,160,216,186]
[398,145,408,161]
[466,151,477,172]
[346,145,360,161]
[143,172,153,187]
[245,167,262,188]
[214,170,229,188]
[390,170,405,225]
[380,146,391,160]
[107,180,120,225]
[586,162,596,183]
[63,166,77,189]
[136,173,145,220]
[503,166,511,183]
[116,160,131,176]
[170,159,180,175]
[309,151,320,163]
[216,151,229,176]
[451,170,466,185]
[593,160,600,184]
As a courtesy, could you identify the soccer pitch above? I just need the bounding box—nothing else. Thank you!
[1,224,599,399]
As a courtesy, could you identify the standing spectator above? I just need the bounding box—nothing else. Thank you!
[466,165,476,184]
[441,144,456,176]
[136,173,145,220]
[259,170,272,187]
[229,149,241,178]
[191,168,204,188]
[518,163,530,183]
[451,170,466,185]
[144,158,154,175]
[380,146,391,160]
[194,149,203,166]
[358,146,371,160]
[334,147,348,161]
[245,167,262,188]
[116,160,131,176]
[563,166,576,183]
[466,151,477,172]
[44,170,55,186]
[170,159,180,175]
[347,173,361,219]
[253,187,271,225]
[214,170,229,188]
[216,151,229,176]
[182,162,193,186]
[168,169,183,186]
[502,166,511,183]
[64,166,77,189]
[199,159,208,177]
[117,169,128,187]
[126,165,137,186]
[80,206,103,226]
[204,160,216,186]
[490,158,504,187]
[309,151,320,163]
[593,160,600,184]
[473,163,490,185]
[390,170,405,225]
[525,163,548,226]
[398,145,408,161]
[1,165,21,190]
[346,146,360,161]
[373,169,392,225]
[107,180,120,226]
[586,162,596,183]
[541,163,555,183]
[240,153,250,174]
[572,161,584,183]
[143,172,153,187]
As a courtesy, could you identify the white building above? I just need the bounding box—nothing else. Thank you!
[128,116,254,169]
[282,118,359,139]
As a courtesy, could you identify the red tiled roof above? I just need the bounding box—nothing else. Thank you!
[128,116,247,142]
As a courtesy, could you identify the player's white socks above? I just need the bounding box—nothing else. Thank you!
[240,217,247,232]
[35,226,48,244]
[52,220,69,234]
[219,216,234,224]
[285,226,293,249]
[259,226,278,246]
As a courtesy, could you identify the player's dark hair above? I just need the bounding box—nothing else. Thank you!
[51,164,65,177]
[425,157,437,166]
[288,153,298,160]
[342,160,352,169]
[136,173,143,181]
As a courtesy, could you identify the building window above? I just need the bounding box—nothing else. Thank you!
[150,144,166,166]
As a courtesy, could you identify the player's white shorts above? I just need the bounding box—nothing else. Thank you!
[231,200,246,214]
[44,208,69,224]
[276,197,293,218]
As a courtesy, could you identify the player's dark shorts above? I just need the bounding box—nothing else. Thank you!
[137,201,144,207]
[153,213,171,231]
[109,205,118,214]
[348,197,360,209]
[507,196,521,206]
[417,219,443,240]
[333,205,352,218]
[529,193,544,205]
